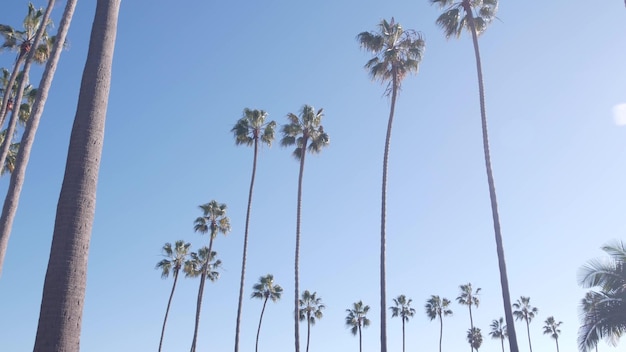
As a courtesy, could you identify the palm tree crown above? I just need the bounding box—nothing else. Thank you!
[251,274,283,302]
[346,301,371,335]
[489,317,507,341]
[425,295,453,321]
[467,327,483,351]
[430,0,498,39]
[232,108,276,147]
[390,294,416,322]
[543,316,562,340]
[280,104,329,160]
[512,296,538,324]
[299,290,325,325]
[193,200,231,238]
[156,240,191,278]
[184,248,221,281]
[0,2,52,61]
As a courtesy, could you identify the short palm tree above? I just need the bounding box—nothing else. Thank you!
[467,327,483,351]
[390,295,416,352]
[231,108,276,352]
[489,317,507,352]
[185,247,221,352]
[280,104,329,352]
[357,19,424,352]
[299,290,325,352]
[578,240,626,351]
[457,283,481,352]
[543,316,562,352]
[346,301,371,352]
[512,296,539,352]
[429,2,518,351]
[155,241,191,352]
[425,295,453,352]
[251,274,283,352]
[190,201,231,352]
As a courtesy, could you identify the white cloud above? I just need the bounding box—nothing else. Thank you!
[612,103,626,126]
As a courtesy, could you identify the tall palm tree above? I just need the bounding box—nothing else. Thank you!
[457,283,481,352]
[32,0,120,350]
[299,290,325,352]
[425,295,453,352]
[356,19,425,352]
[0,84,36,178]
[280,104,329,352]
[513,296,539,352]
[578,240,626,351]
[390,295,415,352]
[232,108,276,352]
[467,327,484,351]
[190,200,231,352]
[346,301,371,352]
[429,2,518,352]
[489,317,508,352]
[543,316,562,352]
[251,274,283,352]
[155,240,191,352]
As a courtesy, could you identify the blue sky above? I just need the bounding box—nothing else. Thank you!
[1,1,625,351]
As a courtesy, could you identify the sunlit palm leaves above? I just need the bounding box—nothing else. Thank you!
[280,105,329,160]
[430,0,498,39]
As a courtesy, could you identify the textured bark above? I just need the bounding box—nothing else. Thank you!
[32,0,119,350]
[158,269,179,352]
[234,136,259,352]
[379,70,398,352]
[461,2,519,352]
[294,136,307,352]
[0,0,57,276]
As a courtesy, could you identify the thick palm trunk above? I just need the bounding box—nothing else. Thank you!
[0,0,60,276]
[462,2,519,352]
[294,137,307,352]
[439,315,443,352]
[525,321,532,352]
[380,72,398,352]
[190,236,215,352]
[234,138,259,352]
[158,269,179,352]
[305,316,311,352]
[32,0,119,350]
[255,297,268,352]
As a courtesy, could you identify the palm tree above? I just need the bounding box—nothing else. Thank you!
[0,2,52,128]
[251,274,283,352]
[543,316,562,352]
[467,327,484,351]
[513,296,539,352]
[280,104,329,352]
[0,84,36,178]
[357,20,424,352]
[425,295,453,352]
[155,240,191,352]
[457,283,481,352]
[299,290,325,352]
[232,108,276,352]
[32,0,120,350]
[390,295,415,352]
[489,317,508,352]
[346,301,371,352]
[190,200,231,352]
[578,240,626,351]
[429,2,518,351]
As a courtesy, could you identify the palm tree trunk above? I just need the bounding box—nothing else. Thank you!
[306,316,311,352]
[234,134,259,352]
[401,318,405,352]
[439,315,443,352]
[32,0,119,350]
[500,337,505,352]
[380,70,398,352]
[555,338,559,352]
[294,137,307,352]
[461,2,519,352]
[190,236,215,352]
[158,269,179,352]
[359,324,363,352]
[0,0,59,276]
[469,306,474,352]
[256,297,269,352]
[525,321,532,352]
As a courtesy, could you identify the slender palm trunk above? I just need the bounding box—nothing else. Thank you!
[438,315,443,352]
[294,136,307,352]
[462,2,519,352]
[158,269,179,352]
[358,324,363,352]
[500,337,505,352]
[380,70,398,352]
[555,338,559,352]
[255,297,269,352]
[32,0,119,350]
[190,236,215,352]
[469,305,474,352]
[525,321,532,352]
[0,0,57,276]
[305,315,311,352]
[401,318,405,352]
[234,137,259,352]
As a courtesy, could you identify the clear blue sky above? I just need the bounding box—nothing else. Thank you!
[1,1,625,351]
